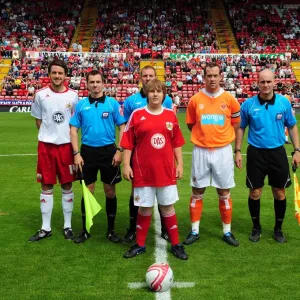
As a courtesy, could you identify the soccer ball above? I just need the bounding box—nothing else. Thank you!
[145,262,174,292]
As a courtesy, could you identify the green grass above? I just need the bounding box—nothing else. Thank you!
[0,112,300,300]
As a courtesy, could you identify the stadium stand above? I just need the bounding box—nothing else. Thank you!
[0,0,299,107]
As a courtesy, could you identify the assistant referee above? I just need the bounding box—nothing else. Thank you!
[235,69,300,243]
[70,70,126,244]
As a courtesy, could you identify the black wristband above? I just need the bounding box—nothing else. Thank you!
[234,149,241,154]
[73,151,80,156]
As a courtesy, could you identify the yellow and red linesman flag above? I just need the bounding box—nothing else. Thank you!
[293,172,300,225]
[82,179,102,233]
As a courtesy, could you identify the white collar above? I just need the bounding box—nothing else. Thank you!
[201,88,224,98]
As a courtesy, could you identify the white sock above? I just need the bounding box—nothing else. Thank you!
[191,221,200,234]
[62,189,74,229]
[223,222,231,235]
[40,191,53,231]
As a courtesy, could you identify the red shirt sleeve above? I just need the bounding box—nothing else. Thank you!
[120,113,135,150]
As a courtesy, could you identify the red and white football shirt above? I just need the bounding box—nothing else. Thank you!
[31,87,78,145]
[121,107,185,187]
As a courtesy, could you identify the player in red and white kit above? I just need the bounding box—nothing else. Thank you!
[29,59,79,242]
[121,79,188,260]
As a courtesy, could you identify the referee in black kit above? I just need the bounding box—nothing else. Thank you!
[70,70,126,243]
[235,69,300,243]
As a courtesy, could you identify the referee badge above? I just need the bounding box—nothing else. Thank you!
[276,113,283,120]
[102,112,109,119]
[166,122,173,130]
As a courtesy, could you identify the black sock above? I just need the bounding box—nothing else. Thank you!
[81,197,87,232]
[106,196,117,231]
[129,195,138,232]
[274,198,286,230]
[248,197,261,229]
[158,206,166,233]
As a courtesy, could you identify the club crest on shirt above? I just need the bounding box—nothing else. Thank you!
[199,104,204,109]
[276,113,283,120]
[119,106,124,116]
[37,173,42,180]
[102,112,109,119]
[166,122,173,130]
[134,195,140,202]
[151,133,166,149]
[66,103,72,110]
[220,103,227,110]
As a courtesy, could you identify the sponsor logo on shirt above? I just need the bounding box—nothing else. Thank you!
[151,133,166,149]
[52,111,65,124]
[166,122,173,130]
[84,106,91,110]
[102,112,109,118]
[140,116,146,121]
[276,113,283,120]
[201,114,225,126]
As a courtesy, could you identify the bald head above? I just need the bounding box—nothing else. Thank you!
[258,69,275,81]
[258,69,275,100]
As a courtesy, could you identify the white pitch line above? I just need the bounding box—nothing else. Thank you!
[128,282,195,289]
[154,202,171,300]
[0,153,36,157]
[173,282,195,288]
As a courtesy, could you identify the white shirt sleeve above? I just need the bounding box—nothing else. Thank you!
[31,92,42,119]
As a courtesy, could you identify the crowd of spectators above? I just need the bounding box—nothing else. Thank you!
[225,0,300,57]
[1,52,299,106]
[90,0,219,56]
[1,0,300,106]
[1,51,142,100]
[163,53,299,106]
[0,0,299,58]
[0,0,83,56]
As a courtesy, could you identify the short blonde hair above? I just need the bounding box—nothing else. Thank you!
[144,78,167,102]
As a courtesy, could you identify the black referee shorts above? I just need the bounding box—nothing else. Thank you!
[80,143,122,186]
[246,145,291,189]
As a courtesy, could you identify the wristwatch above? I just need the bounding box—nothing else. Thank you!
[234,149,241,153]
[73,150,80,156]
[116,147,124,152]
[294,148,300,152]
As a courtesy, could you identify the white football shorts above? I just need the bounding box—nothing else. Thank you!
[190,144,235,189]
[133,185,179,207]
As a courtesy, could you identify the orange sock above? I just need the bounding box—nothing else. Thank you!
[189,194,203,223]
[219,195,232,224]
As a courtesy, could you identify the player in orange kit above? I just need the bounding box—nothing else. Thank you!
[183,62,241,247]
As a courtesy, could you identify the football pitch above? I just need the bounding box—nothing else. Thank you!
[1,112,300,300]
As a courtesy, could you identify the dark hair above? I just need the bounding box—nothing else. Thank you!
[144,78,166,103]
[48,59,68,75]
[86,70,104,83]
[204,62,221,76]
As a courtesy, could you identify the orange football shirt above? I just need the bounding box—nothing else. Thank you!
[186,89,240,148]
